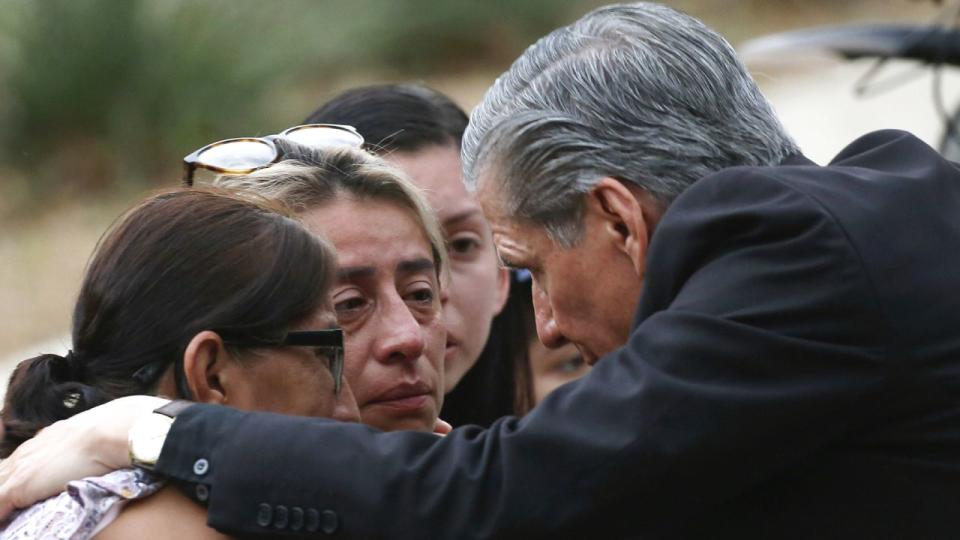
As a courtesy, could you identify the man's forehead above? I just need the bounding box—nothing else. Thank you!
[492,226,525,253]
[474,171,551,266]
[474,172,508,221]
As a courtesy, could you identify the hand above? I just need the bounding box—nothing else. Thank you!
[0,395,169,518]
[433,417,452,436]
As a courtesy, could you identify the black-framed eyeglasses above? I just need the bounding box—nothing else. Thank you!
[182,124,364,186]
[223,329,345,395]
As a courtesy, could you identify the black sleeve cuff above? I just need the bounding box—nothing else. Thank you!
[154,403,245,506]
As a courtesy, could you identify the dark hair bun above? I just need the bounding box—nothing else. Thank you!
[0,353,109,457]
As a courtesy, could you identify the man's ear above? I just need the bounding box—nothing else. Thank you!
[182,331,229,405]
[586,177,658,278]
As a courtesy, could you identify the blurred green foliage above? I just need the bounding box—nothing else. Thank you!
[0,0,595,213]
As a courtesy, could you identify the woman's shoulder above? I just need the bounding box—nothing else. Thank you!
[95,484,230,540]
[0,468,163,540]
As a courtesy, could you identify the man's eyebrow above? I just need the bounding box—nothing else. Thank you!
[397,258,436,275]
[337,266,376,281]
[496,251,522,270]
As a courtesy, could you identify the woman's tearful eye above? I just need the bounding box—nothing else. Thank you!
[334,295,367,319]
[405,287,435,305]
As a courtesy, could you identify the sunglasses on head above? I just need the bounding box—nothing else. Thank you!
[182,124,365,186]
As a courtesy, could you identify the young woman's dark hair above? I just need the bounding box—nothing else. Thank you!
[306,83,530,426]
[304,83,469,154]
[437,270,539,419]
[499,272,537,415]
[1,188,336,456]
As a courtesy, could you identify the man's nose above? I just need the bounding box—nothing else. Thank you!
[374,294,427,363]
[332,378,361,423]
[531,278,565,349]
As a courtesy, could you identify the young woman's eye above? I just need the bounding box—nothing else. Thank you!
[448,235,481,257]
[553,355,585,374]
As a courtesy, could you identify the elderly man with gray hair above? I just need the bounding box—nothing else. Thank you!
[3,3,960,539]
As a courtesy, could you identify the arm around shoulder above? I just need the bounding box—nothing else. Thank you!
[150,171,892,539]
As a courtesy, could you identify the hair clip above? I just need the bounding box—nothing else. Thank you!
[62,391,81,409]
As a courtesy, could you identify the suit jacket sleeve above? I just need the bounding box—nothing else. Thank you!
[155,167,891,539]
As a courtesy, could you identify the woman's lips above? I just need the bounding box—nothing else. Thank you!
[374,394,429,410]
[366,381,433,411]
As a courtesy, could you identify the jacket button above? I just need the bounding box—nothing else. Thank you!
[273,505,289,529]
[305,508,320,532]
[256,503,272,527]
[289,507,304,531]
[195,484,209,502]
[320,510,339,534]
[193,458,209,476]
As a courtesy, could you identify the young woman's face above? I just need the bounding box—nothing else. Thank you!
[385,144,509,393]
[302,198,445,432]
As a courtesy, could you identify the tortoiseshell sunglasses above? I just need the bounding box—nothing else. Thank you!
[182,124,364,186]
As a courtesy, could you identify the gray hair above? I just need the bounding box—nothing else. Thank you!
[462,2,799,247]
[213,140,448,276]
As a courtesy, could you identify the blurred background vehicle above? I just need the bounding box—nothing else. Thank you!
[741,0,960,161]
[0,0,952,394]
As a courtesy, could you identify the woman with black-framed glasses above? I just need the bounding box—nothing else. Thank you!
[0,188,358,539]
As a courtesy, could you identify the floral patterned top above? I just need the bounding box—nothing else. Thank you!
[0,468,164,540]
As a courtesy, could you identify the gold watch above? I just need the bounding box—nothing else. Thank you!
[128,400,193,470]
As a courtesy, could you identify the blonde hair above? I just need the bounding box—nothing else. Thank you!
[214,143,448,277]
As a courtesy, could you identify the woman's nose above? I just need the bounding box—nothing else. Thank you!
[374,295,427,363]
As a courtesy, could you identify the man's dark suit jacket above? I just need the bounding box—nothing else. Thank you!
[156,130,960,539]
